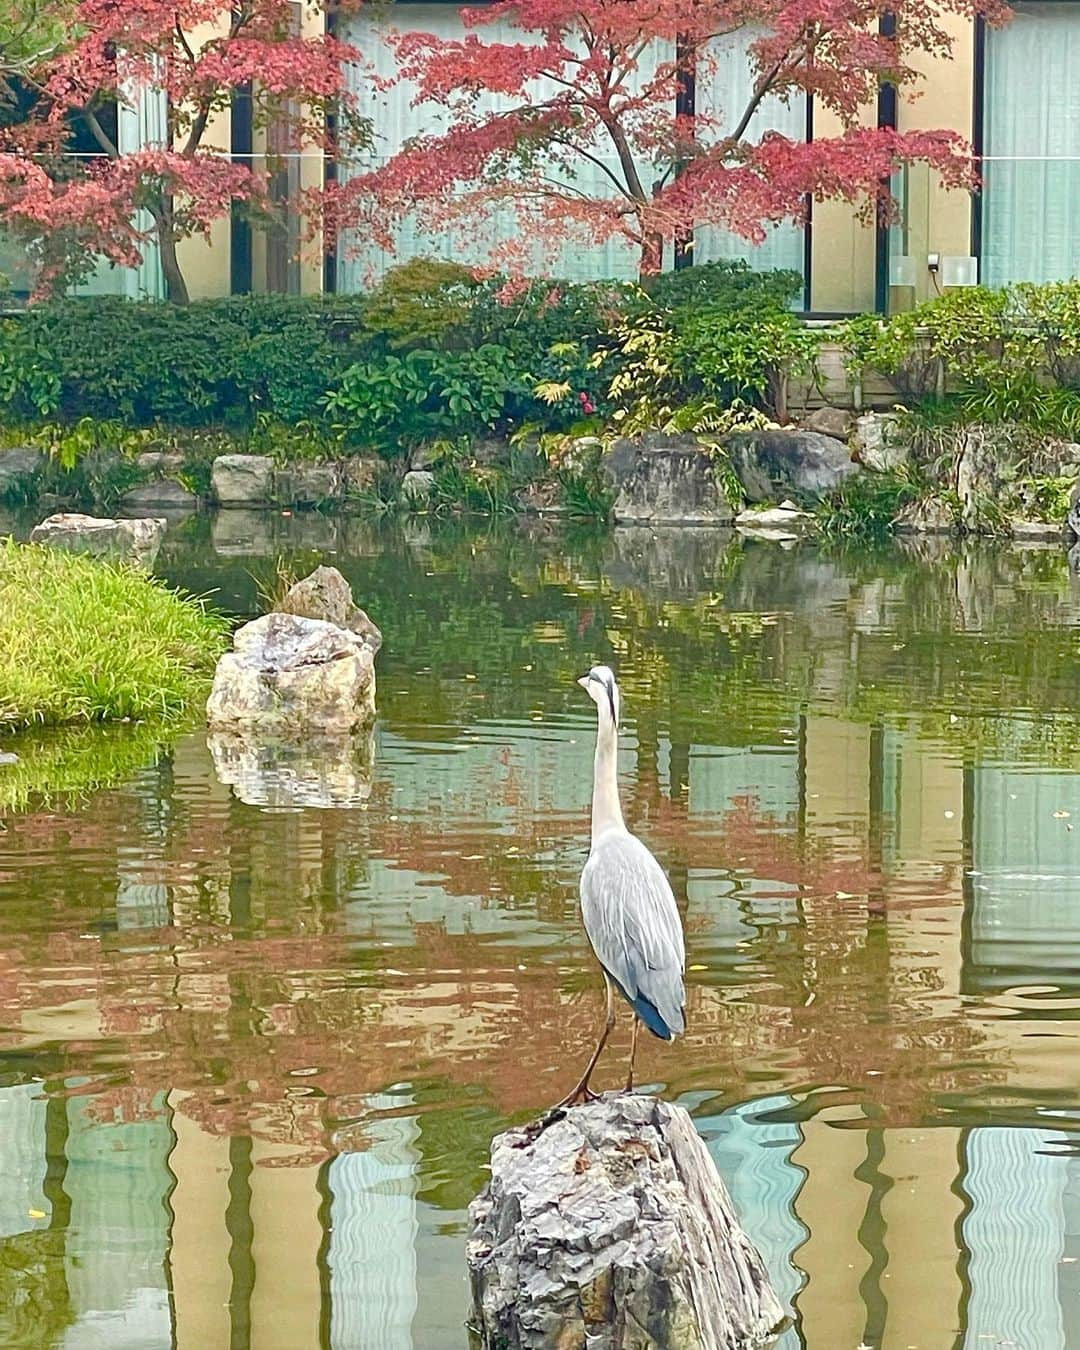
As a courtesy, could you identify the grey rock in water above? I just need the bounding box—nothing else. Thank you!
[211,454,274,506]
[0,447,45,495]
[852,413,909,474]
[207,725,374,809]
[1067,480,1080,544]
[29,512,166,567]
[121,480,198,511]
[0,750,19,766]
[206,612,376,734]
[1010,518,1064,542]
[402,469,436,505]
[735,503,815,542]
[893,496,957,535]
[467,1094,787,1350]
[802,406,854,440]
[605,435,736,525]
[275,565,382,652]
[273,460,343,506]
[727,429,858,503]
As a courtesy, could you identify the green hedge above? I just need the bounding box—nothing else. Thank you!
[0,259,806,454]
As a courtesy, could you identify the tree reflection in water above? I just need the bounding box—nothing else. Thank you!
[2,522,1080,1347]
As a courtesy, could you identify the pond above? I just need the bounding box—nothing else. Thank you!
[2,515,1080,1349]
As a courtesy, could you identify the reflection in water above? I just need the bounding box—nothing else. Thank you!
[2,521,1080,1346]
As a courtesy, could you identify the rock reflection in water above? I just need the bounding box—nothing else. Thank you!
[207,726,375,808]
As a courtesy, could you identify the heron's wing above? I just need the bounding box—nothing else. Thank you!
[580,830,686,1038]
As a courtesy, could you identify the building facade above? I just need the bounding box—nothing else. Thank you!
[5,3,1073,313]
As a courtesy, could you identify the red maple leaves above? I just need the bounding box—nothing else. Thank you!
[339,0,1009,277]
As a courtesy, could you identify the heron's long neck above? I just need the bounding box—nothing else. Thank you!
[590,711,624,843]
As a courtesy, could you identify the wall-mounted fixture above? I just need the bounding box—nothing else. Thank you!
[939,255,978,288]
[927,252,940,273]
[888,255,917,288]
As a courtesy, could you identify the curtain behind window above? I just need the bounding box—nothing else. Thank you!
[983,3,1080,287]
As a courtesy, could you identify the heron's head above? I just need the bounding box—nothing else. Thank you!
[577,664,619,727]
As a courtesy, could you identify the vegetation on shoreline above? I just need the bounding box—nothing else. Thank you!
[4,269,1080,532]
[0,541,229,729]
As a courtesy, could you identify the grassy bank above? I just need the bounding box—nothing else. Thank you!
[0,541,228,728]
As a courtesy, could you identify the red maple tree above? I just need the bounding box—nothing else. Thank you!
[339,0,1009,277]
[0,0,363,301]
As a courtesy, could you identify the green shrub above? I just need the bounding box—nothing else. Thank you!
[642,259,804,314]
[360,258,478,352]
[325,344,531,452]
[0,540,229,727]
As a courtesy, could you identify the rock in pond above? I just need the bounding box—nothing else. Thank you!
[206,612,376,734]
[735,502,815,542]
[211,454,274,506]
[402,469,436,506]
[894,496,957,535]
[0,447,45,496]
[604,434,735,525]
[273,460,343,506]
[727,429,858,502]
[467,1093,787,1350]
[121,480,198,511]
[29,512,166,567]
[274,565,382,652]
[1010,518,1064,542]
[207,726,374,809]
[852,412,910,474]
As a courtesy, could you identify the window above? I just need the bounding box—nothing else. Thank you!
[981,3,1080,286]
[337,7,807,288]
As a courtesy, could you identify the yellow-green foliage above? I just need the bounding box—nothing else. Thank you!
[0,541,229,728]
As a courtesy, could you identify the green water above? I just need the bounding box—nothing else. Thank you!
[2,516,1080,1349]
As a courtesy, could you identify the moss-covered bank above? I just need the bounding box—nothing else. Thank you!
[0,540,229,729]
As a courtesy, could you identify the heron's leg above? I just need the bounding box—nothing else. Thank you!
[625,1015,639,1093]
[554,974,616,1108]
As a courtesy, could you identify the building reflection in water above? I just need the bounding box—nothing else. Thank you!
[2,532,1080,1347]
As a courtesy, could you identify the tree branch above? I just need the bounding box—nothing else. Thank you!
[81,106,118,158]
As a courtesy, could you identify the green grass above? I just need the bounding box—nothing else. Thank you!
[0,540,229,729]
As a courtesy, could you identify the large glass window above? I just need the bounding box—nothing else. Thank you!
[337,7,807,287]
[982,3,1080,286]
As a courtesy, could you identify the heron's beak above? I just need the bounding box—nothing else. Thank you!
[576,675,590,690]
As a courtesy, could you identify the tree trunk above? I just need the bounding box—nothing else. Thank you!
[639,231,664,278]
[467,1093,788,1349]
[153,205,189,305]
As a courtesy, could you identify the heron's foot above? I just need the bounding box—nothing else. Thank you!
[552,1084,599,1111]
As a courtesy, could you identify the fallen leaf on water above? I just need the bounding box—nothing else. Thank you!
[28,1209,45,1219]
[688,964,707,972]
[1053,810,1071,819]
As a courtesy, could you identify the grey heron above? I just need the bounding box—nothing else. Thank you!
[557,665,686,1107]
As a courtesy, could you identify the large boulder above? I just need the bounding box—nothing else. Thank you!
[726,429,858,502]
[211,454,274,506]
[206,612,376,734]
[207,726,375,809]
[603,435,735,525]
[29,512,166,567]
[0,447,45,498]
[467,1094,786,1350]
[852,412,910,473]
[121,480,198,511]
[272,460,343,506]
[802,406,854,440]
[274,565,382,652]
